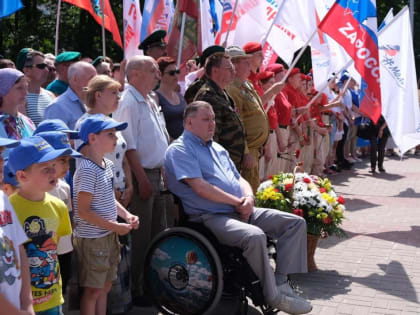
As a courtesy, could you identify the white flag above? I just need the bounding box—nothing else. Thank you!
[200,0,215,49]
[123,0,142,59]
[378,8,394,31]
[310,0,360,91]
[378,6,420,154]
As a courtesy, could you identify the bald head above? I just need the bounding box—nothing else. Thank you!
[68,61,97,101]
[68,61,96,83]
[126,55,161,95]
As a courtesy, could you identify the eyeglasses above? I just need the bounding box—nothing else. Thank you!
[165,69,180,76]
[48,66,56,72]
[34,63,48,70]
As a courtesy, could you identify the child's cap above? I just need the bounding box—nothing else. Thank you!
[3,161,18,186]
[8,136,73,173]
[34,119,79,139]
[78,114,127,150]
[36,131,82,158]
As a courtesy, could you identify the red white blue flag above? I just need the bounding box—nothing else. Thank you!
[319,0,381,123]
[140,0,174,42]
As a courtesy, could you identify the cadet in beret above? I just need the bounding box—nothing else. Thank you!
[46,51,81,96]
[92,56,112,77]
[138,30,167,60]
[16,48,33,71]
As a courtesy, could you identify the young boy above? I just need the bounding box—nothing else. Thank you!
[0,137,34,315]
[8,136,73,315]
[2,161,19,196]
[73,114,139,315]
[37,131,81,295]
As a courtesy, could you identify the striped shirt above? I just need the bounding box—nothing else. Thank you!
[26,89,54,126]
[73,157,117,238]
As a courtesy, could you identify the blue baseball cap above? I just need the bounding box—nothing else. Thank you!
[34,119,79,139]
[8,136,73,173]
[3,161,18,187]
[36,131,82,158]
[78,114,127,150]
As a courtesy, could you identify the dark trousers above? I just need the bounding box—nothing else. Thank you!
[336,123,349,165]
[369,134,389,170]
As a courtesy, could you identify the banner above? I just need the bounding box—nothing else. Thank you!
[319,0,381,123]
[378,6,420,154]
[0,0,23,18]
[140,0,174,42]
[123,0,142,59]
[215,0,238,45]
[167,0,199,65]
[63,0,122,47]
[200,0,224,49]
[378,8,394,31]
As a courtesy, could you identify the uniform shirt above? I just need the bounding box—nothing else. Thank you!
[113,84,169,169]
[193,76,246,170]
[248,71,264,96]
[10,192,72,312]
[73,158,117,238]
[283,84,307,123]
[165,130,243,215]
[46,79,68,96]
[274,92,292,126]
[43,87,86,130]
[265,101,278,130]
[226,79,269,150]
[0,192,28,310]
[26,88,54,126]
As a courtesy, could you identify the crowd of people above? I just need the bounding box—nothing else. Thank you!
[0,28,400,315]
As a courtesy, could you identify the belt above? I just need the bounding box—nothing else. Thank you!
[279,125,288,129]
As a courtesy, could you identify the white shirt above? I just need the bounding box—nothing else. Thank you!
[0,192,28,310]
[114,84,169,169]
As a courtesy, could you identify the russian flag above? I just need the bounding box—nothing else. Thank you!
[140,0,174,42]
[319,0,381,123]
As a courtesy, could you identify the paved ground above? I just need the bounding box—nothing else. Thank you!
[66,153,420,315]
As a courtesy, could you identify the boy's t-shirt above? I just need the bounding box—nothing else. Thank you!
[0,191,28,310]
[9,192,72,312]
[73,157,117,238]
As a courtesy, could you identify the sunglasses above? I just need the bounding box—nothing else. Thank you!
[34,63,48,70]
[165,69,180,76]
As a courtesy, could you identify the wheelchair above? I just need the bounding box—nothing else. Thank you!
[143,202,279,315]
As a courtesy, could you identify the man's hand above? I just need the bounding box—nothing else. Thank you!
[119,185,133,207]
[113,222,132,236]
[242,153,256,169]
[127,214,140,230]
[271,81,285,95]
[138,177,153,200]
[236,196,254,221]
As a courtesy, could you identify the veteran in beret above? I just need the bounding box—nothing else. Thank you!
[46,51,81,96]
[139,30,167,60]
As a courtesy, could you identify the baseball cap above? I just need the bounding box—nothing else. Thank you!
[34,119,79,139]
[37,131,82,158]
[8,136,73,173]
[3,161,19,187]
[78,114,128,150]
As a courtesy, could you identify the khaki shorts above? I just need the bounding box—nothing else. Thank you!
[74,232,121,288]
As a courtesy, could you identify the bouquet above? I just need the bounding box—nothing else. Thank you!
[256,172,346,237]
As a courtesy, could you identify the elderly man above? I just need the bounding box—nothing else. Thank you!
[165,101,312,315]
[225,46,269,192]
[44,61,96,129]
[193,52,246,171]
[22,50,55,125]
[46,51,81,95]
[138,30,167,60]
[113,55,169,305]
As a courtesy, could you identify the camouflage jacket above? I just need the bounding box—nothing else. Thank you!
[193,76,246,170]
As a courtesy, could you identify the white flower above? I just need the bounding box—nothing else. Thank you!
[258,180,273,192]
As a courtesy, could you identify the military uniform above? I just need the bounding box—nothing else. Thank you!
[185,78,205,104]
[193,76,246,170]
[226,79,269,192]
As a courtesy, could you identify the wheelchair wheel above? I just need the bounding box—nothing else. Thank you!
[144,227,223,315]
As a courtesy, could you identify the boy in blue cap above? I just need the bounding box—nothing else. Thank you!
[8,136,73,315]
[73,114,139,315]
[0,137,34,314]
[2,161,19,196]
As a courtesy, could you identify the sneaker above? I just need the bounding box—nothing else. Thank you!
[270,293,312,314]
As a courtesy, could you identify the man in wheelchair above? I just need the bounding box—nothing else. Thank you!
[164,101,312,314]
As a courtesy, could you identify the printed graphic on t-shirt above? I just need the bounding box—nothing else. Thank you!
[0,234,21,285]
[23,215,59,304]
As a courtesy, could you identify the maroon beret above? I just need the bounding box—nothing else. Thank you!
[243,42,262,54]
[257,71,275,81]
[266,63,284,74]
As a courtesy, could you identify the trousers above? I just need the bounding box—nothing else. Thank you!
[191,208,307,304]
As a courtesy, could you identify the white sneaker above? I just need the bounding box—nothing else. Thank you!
[270,293,312,314]
[277,282,306,301]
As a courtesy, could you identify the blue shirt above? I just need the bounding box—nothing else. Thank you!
[165,130,243,215]
[43,87,86,129]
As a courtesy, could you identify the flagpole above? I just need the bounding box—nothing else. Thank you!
[222,0,238,47]
[101,0,106,58]
[177,12,187,68]
[55,0,62,56]
[261,0,288,47]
